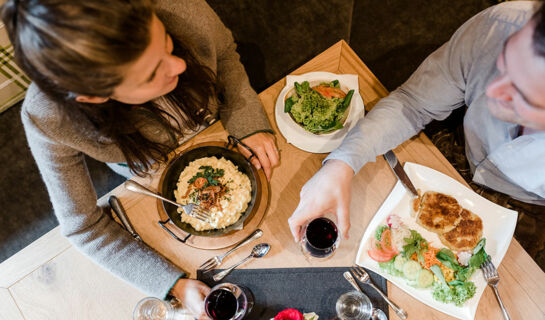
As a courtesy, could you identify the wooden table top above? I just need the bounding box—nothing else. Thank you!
[1,40,544,320]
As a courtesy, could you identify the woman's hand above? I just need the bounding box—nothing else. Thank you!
[170,279,211,319]
[239,132,279,180]
[288,160,354,242]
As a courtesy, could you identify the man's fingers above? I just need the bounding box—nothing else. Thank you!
[288,216,303,243]
[336,203,351,240]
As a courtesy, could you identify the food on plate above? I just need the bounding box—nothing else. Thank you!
[439,209,483,251]
[284,80,354,134]
[368,214,488,306]
[415,191,463,233]
[174,157,251,231]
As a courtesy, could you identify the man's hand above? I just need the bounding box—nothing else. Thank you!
[170,279,211,319]
[239,132,279,180]
[288,159,354,242]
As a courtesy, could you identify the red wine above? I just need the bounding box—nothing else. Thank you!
[304,217,338,257]
[205,289,238,320]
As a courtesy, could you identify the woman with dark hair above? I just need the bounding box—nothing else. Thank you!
[1,0,278,317]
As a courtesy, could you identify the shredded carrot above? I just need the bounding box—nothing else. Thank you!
[410,246,442,270]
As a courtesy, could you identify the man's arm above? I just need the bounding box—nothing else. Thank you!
[327,35,470,172]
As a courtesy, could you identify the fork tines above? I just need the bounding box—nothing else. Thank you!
[199,256,220,272]
[481,256,499,279]
[350,265,370,282]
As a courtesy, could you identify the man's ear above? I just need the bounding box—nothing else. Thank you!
[75,95,110,104]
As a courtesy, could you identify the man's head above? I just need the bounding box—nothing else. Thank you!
[486,3,545,131]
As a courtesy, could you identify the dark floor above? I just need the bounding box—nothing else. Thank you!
[8,0,541,271]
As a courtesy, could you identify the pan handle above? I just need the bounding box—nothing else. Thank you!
[227,135,258,160]
[158,218,191,243]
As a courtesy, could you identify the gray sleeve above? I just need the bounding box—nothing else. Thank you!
[326,13,475,172]
[21,111,185,299]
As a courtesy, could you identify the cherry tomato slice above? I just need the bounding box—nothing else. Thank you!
[193,177,207,189]
[312,85,347,99]
[368,248,396,263]
[380,229,398,255]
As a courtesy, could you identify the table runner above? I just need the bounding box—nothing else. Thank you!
[198,267,389,319]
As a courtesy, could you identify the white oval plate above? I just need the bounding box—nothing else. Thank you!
[355,162,518,320]
[274,72,365,153]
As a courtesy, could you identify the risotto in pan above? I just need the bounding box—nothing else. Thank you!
[174,156,252,231]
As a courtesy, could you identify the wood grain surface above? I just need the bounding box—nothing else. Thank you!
[1,40,543,320]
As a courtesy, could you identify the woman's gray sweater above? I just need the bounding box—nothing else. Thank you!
[21,0,271,298]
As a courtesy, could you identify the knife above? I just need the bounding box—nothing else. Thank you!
[383,150,418,197]
[108,195,142,241]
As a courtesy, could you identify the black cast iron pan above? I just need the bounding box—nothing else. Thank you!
[157,136,259,238]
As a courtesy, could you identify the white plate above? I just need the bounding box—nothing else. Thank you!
[355,162,518,320]
[274,72,365,153]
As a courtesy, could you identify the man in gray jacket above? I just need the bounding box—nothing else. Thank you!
[289,1,545,242]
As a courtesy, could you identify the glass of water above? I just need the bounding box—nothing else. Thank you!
[336,291,373,320]
[133,297,191,320]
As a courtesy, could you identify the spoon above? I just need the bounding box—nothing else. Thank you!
[371,309,387,320]
[212,243,270,281]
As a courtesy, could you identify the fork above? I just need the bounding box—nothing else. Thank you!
[481,256,511,320]
[124,180,210,222]
[199,229,263,272]
[351,265,408,320]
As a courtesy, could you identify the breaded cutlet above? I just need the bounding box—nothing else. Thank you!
[416,191,463,233]
[439,209,483,251]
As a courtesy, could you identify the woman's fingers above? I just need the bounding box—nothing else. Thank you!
[239,133,279,180]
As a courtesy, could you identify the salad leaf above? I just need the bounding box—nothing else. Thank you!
[402,229,428,263]
[455,238,488,281]
[436,248,461,271]
[375,225,389,241]
[469,245,488,269]
[430,264,447,286]
[473,238,486,255]
[432,281,476,306]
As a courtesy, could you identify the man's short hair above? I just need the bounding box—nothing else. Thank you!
[533,2,545,57]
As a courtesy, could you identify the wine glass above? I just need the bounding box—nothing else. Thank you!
[300,217,340,260]
[204,283,254,320]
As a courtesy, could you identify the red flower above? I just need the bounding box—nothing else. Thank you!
[274,308,304,320]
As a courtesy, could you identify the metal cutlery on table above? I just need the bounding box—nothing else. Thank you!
[350,265,408,320]
[200,229,263,272]
[481,256,511,320]
[109,195,142,241]
[384,150,418,197]
[212,243,270,282]
[124,180,210,222]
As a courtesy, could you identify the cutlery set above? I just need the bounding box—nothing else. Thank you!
[344,266,408,320]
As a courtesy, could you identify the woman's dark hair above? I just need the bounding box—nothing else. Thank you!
[1,0,219,176]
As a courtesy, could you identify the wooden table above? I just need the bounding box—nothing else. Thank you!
[1,40,544,320]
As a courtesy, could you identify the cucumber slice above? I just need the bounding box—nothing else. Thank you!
[417,269,434,288]
[403,260,421,280]
[394,254,408,272]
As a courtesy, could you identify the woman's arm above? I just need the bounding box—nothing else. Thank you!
[21,105,185,299]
